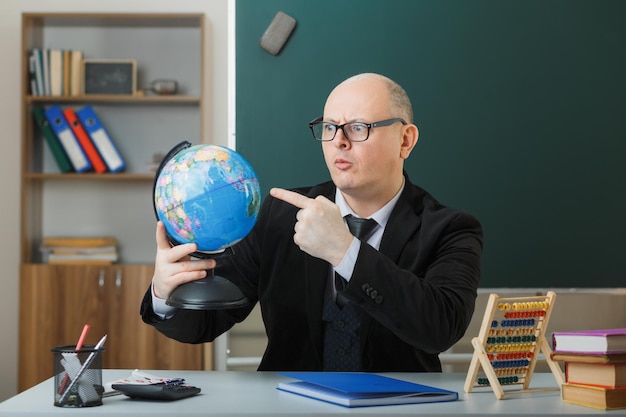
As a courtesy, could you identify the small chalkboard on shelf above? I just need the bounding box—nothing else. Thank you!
[83,59,136,95]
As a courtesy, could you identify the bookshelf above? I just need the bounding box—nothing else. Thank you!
[19,13,209,391]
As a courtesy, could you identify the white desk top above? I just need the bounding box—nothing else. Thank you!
[0,370,623,416]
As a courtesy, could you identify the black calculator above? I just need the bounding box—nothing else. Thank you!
[112,383,201,401]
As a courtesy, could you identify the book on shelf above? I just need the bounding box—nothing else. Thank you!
[565,362,626,389]
[70,50,83,96]
[277,372,458,408]
[49,49,63,96]
[42,243,117,254]
[32,49,45,97]
[47,251,118,264]
[561,383,626,410]
[41,236,118,264]
[63,50,71,96]
[28,50,39,96]
[42,48,50,96]
[76,105,126,173]
[552,328,626,354]
[44,105,92,173]
[63,107,108,173]
[32,106,73,173]
[41,236,117,248]
[48,258,115,266]
[46,246,117,255]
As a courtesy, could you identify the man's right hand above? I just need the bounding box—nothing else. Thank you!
[152,221,216,300]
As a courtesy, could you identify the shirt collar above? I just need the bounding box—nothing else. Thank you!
[335,179,405,228]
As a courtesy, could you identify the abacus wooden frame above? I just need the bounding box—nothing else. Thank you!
[464,291,565,400]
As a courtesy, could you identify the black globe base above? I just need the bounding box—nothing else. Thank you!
[166,272,249,310]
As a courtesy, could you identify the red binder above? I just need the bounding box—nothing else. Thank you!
[63,107,107,173]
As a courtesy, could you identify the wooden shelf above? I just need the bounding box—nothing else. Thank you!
[25,94,200,104]
[23,172,156,181]
[18,12,209,390]
[20,11,205,262]
[23,12,204,28]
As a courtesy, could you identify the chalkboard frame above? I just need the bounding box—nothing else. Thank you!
[82,59,137,95]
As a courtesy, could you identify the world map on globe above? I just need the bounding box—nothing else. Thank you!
[154,144,261,253]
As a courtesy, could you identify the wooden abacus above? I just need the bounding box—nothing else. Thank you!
[464,291,564,399]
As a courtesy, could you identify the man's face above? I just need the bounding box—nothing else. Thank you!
[321,77,410,202]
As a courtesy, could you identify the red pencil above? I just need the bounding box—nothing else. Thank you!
[58,324,90,395]
[75,324,90,351]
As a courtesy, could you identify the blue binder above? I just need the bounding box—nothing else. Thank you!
[44,105,91,173]
[277,372,458,407]
[76,105,126,173]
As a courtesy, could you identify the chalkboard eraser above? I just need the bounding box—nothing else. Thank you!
[260,11,296,56]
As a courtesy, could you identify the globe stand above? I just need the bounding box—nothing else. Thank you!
[163,236,250,311]
[166,271,249,310]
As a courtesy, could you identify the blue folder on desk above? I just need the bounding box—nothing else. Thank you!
[277,372,458,408]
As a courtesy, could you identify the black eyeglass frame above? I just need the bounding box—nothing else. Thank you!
[308,117,408,142]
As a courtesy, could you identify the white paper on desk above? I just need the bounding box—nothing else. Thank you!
[104,370,185,393]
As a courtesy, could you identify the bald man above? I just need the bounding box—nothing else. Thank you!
[141,73,483,372]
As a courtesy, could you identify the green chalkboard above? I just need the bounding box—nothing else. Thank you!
[83,59,136,95]
[236,0,626,288]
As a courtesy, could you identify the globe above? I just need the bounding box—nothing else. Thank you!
[154,144,261,254]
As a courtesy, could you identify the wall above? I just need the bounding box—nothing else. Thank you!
[0,0,230,401]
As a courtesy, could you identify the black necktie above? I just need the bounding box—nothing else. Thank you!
[345,215,378,241]
[335,215,378,307]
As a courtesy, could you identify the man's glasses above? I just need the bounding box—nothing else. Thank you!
[308,117,407,142]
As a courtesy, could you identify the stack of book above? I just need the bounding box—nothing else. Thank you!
[551,328,626,410]
[28,48,83,97]
[40,236,119,265]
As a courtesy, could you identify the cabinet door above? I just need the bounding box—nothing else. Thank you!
[19,264,108,391]
[19,264,205,391]
[105,265,204,371]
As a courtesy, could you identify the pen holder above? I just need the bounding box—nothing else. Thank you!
[52,344,104,407]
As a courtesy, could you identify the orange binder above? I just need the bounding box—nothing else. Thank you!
[63,107,107,173]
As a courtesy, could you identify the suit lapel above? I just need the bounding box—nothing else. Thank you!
[379,177,422,261]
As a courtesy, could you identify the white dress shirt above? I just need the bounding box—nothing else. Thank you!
[333,182,404,285]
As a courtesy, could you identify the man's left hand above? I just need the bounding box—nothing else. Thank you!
[270,187,354,266]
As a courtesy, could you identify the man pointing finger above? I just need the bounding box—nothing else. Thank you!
[269,188,353,266]
[142,73,483,373]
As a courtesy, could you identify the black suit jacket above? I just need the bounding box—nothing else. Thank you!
[141,173,483,372]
